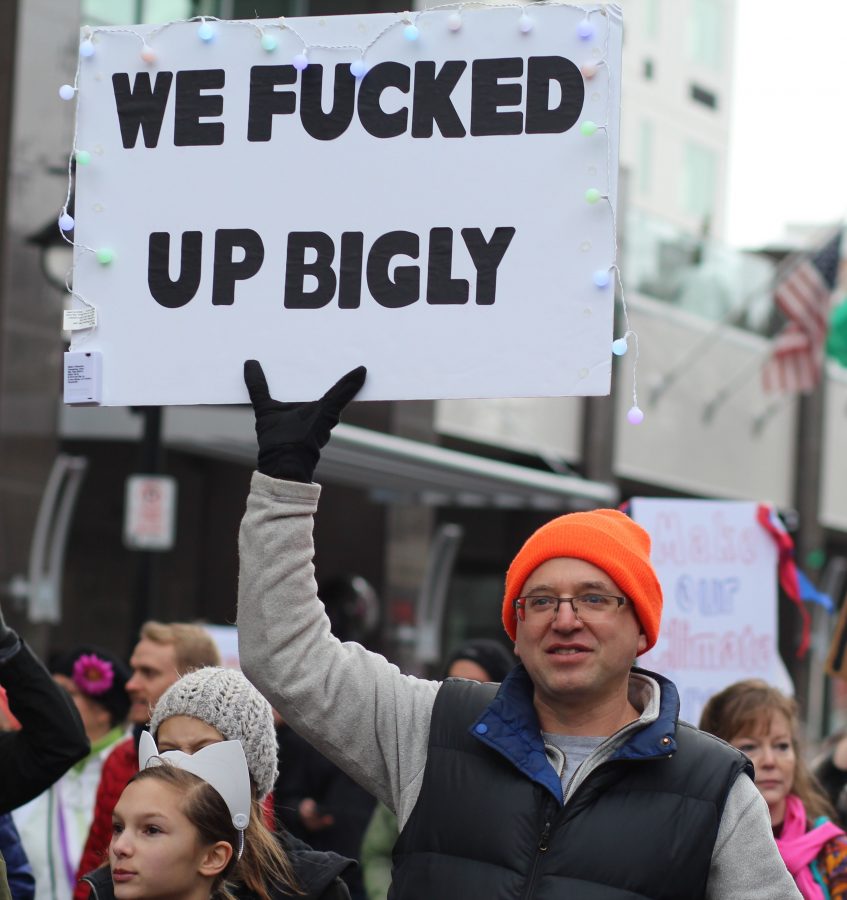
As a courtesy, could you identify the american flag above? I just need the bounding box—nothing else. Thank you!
[761,230,842,394]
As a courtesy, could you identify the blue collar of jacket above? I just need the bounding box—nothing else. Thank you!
[469,664,681,803]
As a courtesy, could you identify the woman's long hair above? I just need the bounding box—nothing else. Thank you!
[699,679,836,822]
[238,794,302,899]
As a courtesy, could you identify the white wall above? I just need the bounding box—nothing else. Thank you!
[435,396,582,464]
[435,292,810,515]
[613,293,795,505]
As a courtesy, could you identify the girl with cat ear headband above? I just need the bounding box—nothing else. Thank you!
[108,735,252,900]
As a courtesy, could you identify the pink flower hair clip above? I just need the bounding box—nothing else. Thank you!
[72,653,115,696]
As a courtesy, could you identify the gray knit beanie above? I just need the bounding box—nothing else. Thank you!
[149,667,278,799]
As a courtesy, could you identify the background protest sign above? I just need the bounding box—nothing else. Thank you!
[65,4,622,405]
[632,498,793,725]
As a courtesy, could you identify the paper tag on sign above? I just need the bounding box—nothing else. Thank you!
[63,307,97,331]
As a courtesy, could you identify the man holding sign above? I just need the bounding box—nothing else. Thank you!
[237,362,799,899]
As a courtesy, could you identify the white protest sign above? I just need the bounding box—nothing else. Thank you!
[202,624,241,670]
[631,498,793,726]
[66,4,622,406]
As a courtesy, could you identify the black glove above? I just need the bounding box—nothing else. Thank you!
[244,360,367,483]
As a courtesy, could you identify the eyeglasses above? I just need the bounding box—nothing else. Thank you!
[514,593,628,622]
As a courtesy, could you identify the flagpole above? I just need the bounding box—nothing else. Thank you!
[790,373,829,707]
[750,396,788,435]
[778,225,842,697]
[701,354,765,423]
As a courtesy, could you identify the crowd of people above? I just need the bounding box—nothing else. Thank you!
[2,361,847,898]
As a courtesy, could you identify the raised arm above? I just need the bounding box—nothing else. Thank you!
[237,362,439,825]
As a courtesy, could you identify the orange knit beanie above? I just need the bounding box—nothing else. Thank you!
[502,508,662,654]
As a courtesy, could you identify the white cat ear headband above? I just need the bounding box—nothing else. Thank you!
[138,731,251,858]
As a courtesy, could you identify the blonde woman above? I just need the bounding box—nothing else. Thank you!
[700,680,847,899]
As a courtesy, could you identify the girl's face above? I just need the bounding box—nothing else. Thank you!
[730,711,796,825]
[110,779,227,900]
[156,716,224,754]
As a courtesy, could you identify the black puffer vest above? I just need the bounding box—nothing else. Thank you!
[390,670,750,900]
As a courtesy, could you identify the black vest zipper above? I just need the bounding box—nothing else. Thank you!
[519,801,556,899]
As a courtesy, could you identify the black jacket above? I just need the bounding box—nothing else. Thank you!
[391,669,750,900]
[813,748,847,830]
[275,724,375,896]
[0,637,89,814]
[83,832,354,900]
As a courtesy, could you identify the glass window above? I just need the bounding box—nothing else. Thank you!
[690,83,718,110]
[443,573,514,654]
[643,0,660,39]
[638,120,654,196]
[83,0,397,24]
[688,0,723,69]
[144,1,198,20]
[682,141,717,219]
[82,0,137,25]
[231,0,303,16]
[83,0,207,25]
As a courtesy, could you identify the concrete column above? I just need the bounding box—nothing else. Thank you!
[383,401,436,673]
[790,384,828,722]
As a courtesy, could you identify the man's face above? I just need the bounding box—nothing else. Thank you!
[125,640,180,725]
[514,557,646,718]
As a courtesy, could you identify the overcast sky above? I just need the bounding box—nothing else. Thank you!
[725,1,847,248]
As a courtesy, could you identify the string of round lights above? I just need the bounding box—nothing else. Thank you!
[58,2,639,419]
[572,5,642,423]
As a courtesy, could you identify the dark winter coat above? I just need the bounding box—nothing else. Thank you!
[275,724,375,897]
[390,669,751,900]
[0,637,89,814]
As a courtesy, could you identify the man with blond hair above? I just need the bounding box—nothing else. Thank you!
[73,621,220,897]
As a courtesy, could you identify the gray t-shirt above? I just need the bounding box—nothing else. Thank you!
[543,733,606,793]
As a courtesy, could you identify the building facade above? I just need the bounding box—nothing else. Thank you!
[4,2,846,724]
